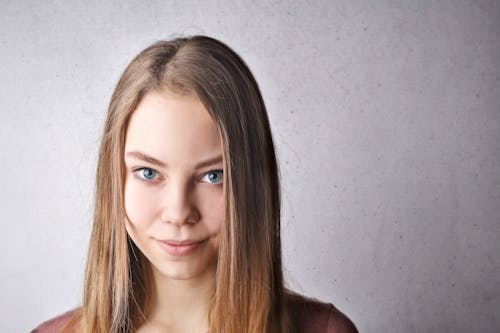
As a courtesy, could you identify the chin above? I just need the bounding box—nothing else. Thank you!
[152,257,218,281]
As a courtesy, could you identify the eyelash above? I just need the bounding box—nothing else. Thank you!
[131,167,223,185]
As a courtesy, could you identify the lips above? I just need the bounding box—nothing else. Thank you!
[157,239,206,256]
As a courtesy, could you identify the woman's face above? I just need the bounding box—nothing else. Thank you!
[123,89,223,281]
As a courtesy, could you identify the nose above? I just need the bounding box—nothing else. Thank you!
[160,180,199,225]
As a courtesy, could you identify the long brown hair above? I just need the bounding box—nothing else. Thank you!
[71,35,290,333]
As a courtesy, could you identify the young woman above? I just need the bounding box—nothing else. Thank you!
[32,35,357,333]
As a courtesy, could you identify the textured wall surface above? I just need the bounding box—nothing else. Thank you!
[1,1,499,332]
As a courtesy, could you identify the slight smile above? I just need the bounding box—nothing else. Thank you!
[156,239,207,256]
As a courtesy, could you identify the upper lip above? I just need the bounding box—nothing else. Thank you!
[159,239,204,246]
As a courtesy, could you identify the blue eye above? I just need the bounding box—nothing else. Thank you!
[202,170,223,185]
[135,167,158,181]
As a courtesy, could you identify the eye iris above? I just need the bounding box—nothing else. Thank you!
[208,171,222,183]
[142,168,156,180]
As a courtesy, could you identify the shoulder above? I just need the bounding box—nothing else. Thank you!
[31,308,80,333]
[287,292,358,333]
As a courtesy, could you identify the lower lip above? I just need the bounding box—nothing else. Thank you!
[157,240,206,256]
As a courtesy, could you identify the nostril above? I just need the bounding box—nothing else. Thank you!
[160,207,200,225]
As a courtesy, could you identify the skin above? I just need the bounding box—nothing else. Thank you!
[123,89,224,333]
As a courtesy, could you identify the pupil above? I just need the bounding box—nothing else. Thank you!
[144,169,155,179]
[210,172,220,182]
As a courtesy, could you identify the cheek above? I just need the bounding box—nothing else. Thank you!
[197,188,224,232]
[124,179,158,228]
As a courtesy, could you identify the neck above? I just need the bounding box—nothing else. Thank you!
[144,265,215,332]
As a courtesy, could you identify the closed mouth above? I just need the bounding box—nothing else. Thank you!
[156,238,207,256]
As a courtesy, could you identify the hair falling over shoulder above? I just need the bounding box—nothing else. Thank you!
[62,35,293,333]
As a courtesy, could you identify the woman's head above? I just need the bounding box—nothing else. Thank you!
[83,36,287,333]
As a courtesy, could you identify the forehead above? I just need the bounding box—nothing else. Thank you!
[124,89,222,167]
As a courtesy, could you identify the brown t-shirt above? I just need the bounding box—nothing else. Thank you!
[31,296,357,333]
[287,294,358,333]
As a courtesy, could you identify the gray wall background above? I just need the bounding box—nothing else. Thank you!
[1,1,499,332]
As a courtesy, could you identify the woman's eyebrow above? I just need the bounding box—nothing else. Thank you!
[124,151,223,169]
[125,151,166,168]
[194,155,223,169]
